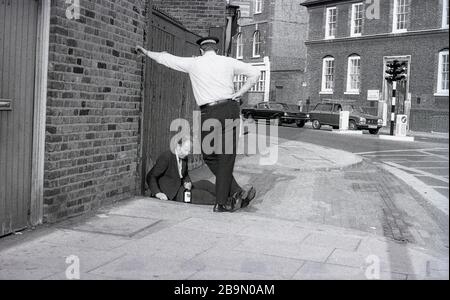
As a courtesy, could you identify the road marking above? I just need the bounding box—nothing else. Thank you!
[414,167,449,170]
[418,150,449,161]
[355,148,449,155]
[363,154,434,157]
[379,163,449,217]
[383,162,449,184]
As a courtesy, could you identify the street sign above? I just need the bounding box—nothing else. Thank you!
[367,90,380,101]
[339,111,350,131]
[395,114,408,137]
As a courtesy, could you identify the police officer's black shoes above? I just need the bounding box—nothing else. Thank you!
[213,192,242,213]
[213,204,233,212]
[241,186,256,208]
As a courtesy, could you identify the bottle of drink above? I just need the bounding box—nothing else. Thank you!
[184,189,191,203]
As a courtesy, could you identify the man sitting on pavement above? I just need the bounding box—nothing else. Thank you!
[146,137,256,211]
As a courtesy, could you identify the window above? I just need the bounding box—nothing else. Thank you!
[236,33,243,59]
[437,50,449,95]
[321,57,335,93]
[252,31,261,57]
[255,0,262,14]
[325,7,337,39]
[251,71,266,92]
[443,0,449,29]
[393,0,409,33]
[346,55,361,93]
[351,3,364,37]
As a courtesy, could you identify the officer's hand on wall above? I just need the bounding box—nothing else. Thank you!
[136,45,146,56]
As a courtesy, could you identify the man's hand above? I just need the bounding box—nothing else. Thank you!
[184,182,192,190]
[231,92,243,101]
[136,45,146,56]
[155,193,168,201]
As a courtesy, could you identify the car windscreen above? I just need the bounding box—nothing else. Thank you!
[269,104,285,110]
[315,103,333,111]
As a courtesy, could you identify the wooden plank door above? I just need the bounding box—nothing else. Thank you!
[0,0,39,236]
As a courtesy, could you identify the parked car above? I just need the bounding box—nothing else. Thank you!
[241,102,310,127]
[309,102,383,135]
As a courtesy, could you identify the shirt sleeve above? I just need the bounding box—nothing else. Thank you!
[231,59,261,78]
[153,52,194,73]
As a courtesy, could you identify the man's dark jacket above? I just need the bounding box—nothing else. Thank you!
[146,150,191,200]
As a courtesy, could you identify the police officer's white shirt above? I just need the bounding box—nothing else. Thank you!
[151,51,260,107]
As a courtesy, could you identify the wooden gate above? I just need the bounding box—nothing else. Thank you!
[0,0,39,235]
[141,8,201,193]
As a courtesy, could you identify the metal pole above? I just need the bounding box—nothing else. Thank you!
[390,81,397,136]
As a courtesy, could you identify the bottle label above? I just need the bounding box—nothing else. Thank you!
[184,191,191,203]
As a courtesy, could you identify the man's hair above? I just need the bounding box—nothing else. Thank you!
[200,43,218,53]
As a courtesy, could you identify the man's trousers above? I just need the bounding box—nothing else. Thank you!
[200,100,242,205]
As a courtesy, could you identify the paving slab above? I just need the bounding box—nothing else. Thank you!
[292,261,407,280]
[59,214,161,237]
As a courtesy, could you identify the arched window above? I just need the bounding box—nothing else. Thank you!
[236,33,243,59]
[321,56,335,93]
[252,31,261,57]
[437,49,449,95]
[346,54,361,94]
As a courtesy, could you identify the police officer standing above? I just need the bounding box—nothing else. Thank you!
[137,36,259,212]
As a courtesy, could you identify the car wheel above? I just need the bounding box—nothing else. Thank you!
[276,116,283,126]
[332,126,339,130]
[312,120,321,130]
[369,128,380,135]
[349,120,357,130]
[296,120,306,128]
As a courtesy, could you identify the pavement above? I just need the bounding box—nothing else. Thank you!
[0,133,448,280]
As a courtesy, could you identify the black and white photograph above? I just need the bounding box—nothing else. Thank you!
[0,0,449,286]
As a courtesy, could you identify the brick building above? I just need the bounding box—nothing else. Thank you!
[152,0,227,37]
[302,0,449,132]
[229,0,309,106]
[0,0,229,235]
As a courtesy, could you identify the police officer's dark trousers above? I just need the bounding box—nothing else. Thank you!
[200,100,242,205]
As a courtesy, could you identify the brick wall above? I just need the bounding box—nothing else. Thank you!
[152,0,226,37]
[306,0,445,41]
[44,0,146,222]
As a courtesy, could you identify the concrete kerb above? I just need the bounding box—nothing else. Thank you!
[235,133,364,172]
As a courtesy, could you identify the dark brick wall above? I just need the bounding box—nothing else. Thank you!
[231,0,308,104]
[44,0,146,222]
[306,32,449,132]
[304,0,449,132]
[152,0,226,37]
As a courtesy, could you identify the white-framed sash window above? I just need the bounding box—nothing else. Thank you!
[252,30,261,57]
[325,7,337,39]
[437,50,449,96]
[321,57,335,93]
[350,2,364,37]
[255,0,262,14]
[346,55,361,94]
[443,0,449,29]
[393,0,409,33]
[236,32,243,59]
